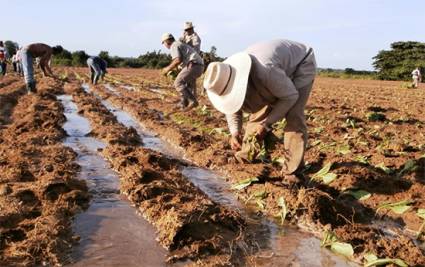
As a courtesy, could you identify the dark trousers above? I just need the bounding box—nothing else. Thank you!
[0,62,6,76]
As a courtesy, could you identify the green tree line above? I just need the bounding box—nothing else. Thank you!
[373,41,425,80]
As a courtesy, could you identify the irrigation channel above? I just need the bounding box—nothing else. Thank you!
[59,83,356,266]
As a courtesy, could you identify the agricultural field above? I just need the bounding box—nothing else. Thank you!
[1,68,424,266]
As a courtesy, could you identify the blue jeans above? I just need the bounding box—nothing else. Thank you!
[21,48,34,85]
[87,58,104,84]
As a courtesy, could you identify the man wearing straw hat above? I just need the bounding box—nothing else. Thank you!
[161,33,204,110]
[203,39,316,176]
[180,22,201,54]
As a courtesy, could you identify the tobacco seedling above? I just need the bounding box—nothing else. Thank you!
[231,177,259,190]
[375,162,393,174]
[355,155,370,164]
[344,189,371,201]
[416,209,425,239]
[376,199,413,215]
[363,252,408,267]
[321,231,354,258]
[397,159,418,178]
[311,162,337,184]
[277,196,288,225]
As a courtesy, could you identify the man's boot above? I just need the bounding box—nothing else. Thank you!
[177,94,189,110]
[26,82,37,94]
[186,89,198,109]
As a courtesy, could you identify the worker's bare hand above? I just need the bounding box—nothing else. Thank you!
[255,124,268,141]
[230,133,242,151]
[161,67,170,76]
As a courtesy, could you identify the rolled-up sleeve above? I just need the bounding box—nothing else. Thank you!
[225,111,243,136]
[170,44,181,60]
[262,67,299,126]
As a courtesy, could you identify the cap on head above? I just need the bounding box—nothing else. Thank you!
[183,22,194,30]
[161,33,174,44]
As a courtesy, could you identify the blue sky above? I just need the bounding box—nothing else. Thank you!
[2,0,424,70]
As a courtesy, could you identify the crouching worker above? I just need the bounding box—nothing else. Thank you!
[21,43,63,93]
[161,33,204,110]
[87,56,107,85]
[203,39,316,175]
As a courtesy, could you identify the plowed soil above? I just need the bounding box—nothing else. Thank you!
[69,67,425,266]
[0,76,89,266]
[1,67,424,266]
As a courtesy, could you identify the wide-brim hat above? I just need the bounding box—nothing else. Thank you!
[204,52,252,114]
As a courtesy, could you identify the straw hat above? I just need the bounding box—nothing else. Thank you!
[183,22,194,30]
[203,52,252,114]
[161,33,174,43]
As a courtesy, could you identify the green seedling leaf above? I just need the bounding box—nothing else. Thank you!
[256,199,266,210]
[311,140,322,147]
[321,231,353,258]
[345,189,371,201]
[209,127,230,137]
[312,162,338,184]
[330,242,354,258]
[231,177,259,190]
[337,144,351,155]
[363,252,378,263]
[277,196,288,225]
[355,155,369,164]
[322,173,338,184]
[375,163,393,174]
[321,231,338,247]
[377,199,413,215]
[417,209,425,220]
[364,256,408,267]
[397,159,418,177]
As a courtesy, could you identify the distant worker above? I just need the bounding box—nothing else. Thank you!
[16,48,23,76]
[412,67,421,88]
[203,39,316,177]
[20,43,63,93]
[12,53,18,72]
[161,33,204,110]
[87,56,107,85]
[0,41,9,76]
[180,22,201,54]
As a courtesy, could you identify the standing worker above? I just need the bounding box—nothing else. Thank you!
[412,67,421,88]
[87,56,107,85]
[20,43,63,93]
[161,33,204,110]
[180,22,201,54]
[0,41,9,76]
[203,39,316,177]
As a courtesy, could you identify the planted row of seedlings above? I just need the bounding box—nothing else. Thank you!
[63,80,254,265]
[80,71,425,266]
[0,77,89,266]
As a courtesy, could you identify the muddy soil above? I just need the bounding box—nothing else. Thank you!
[63,81,251,265]
[0,76,89,266]
[70,68,425,266]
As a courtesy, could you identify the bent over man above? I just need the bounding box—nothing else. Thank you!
[21,43,62,93]
[203,39,316,176]
[87,56,107,85]
[161,33,204,110]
